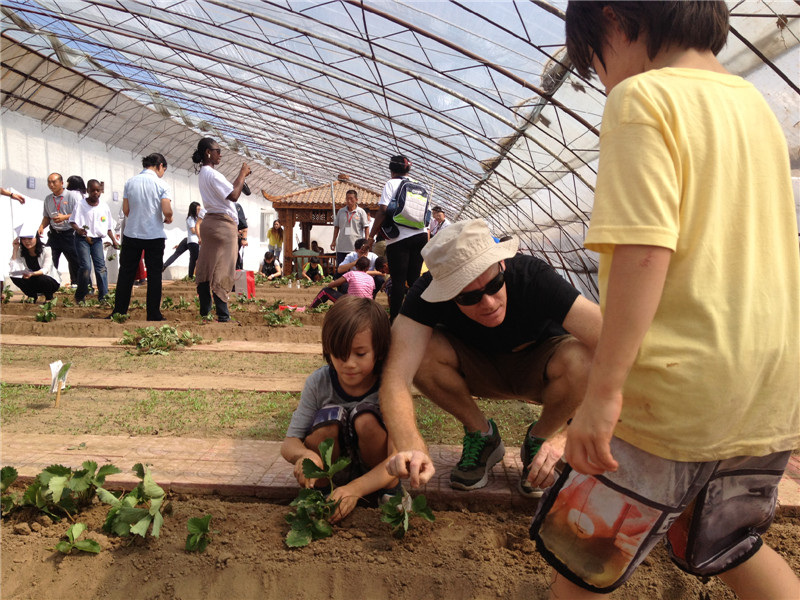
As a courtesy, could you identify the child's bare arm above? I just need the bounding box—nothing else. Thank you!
[566,244,671,475]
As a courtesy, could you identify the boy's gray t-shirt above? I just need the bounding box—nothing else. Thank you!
[286,365,380,438]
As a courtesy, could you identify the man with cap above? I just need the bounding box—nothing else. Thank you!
[381,219,601,496]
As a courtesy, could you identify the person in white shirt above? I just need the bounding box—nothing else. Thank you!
[69,179,118,302]
[191,137,250,323]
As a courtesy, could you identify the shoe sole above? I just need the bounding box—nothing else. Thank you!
[449,441,506,491]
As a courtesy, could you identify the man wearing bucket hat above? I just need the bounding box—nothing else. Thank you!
[381,219,601,496]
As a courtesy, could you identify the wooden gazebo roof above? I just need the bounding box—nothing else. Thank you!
[263,174,380,213]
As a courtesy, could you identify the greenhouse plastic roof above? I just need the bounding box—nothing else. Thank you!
[2,0,799,297]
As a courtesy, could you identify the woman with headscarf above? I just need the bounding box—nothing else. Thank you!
[191,138,250,322]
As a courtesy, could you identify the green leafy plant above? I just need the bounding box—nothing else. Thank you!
[97,463,166,538]
[262,309,302,327]
[380,486,435,539]
[306,303,331,314]
[161,296,174,310]
[130,299,145,310]
[175,296,190,310]
[17,461,121,520]
[284,438,350,548]
[61,296,75,307]
[1,466,20,515]
[185,514,216,552]
[54,522,102,555]
[35,298,57,322]
[22,296,36,304]
[2,288,13,303]
[111,312,129,323]
[119,325,202,355]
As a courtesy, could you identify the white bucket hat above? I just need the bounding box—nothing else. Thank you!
[421,219,518,302]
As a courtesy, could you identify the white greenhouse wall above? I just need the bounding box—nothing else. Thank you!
[1,112,276,283]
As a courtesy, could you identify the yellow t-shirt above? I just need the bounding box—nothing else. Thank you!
[585,68,800,461]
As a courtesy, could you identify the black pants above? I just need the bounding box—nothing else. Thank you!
[385,232,427,321]
[10,275,59,301]
[197,281,230,322]
[46,228,79,285]
[113,235,165,320]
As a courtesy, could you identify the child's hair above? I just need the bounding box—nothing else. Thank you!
[188,201,200,218]
[86,179,101,191]
[354,238,367,251]
[374,256,388,272]
[565,1,729,79]
[322,296,391,374]
[354,256,370,272]
[309,256,320,265]
[264,250,275,262]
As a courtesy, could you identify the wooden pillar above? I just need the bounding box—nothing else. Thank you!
[279,208,292,276]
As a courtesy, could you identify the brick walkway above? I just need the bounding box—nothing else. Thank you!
[2,433,798,515]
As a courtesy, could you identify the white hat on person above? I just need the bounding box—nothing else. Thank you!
[14,222,38,238]
[420,219,518,303]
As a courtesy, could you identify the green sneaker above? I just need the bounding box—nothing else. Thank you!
[450,419,505,490]
[519,421,548,498]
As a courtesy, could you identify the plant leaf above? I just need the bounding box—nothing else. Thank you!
[95,487,121,508]
[324,457,351,479]
[129,514,153,537]
[55,541,73,554]
[285,528,312,548]
[301,458,327,480]
[95,464,122,484]
[46,474,70,504]
[1,466,18,493]
[150,511,163,538]
[187,515,212,534]
[310,518,332,539]
[72,539,102,554]
[66,522,87,542]
[318,438,334,470]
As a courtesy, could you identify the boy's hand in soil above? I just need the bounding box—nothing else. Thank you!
[327,485,358,524]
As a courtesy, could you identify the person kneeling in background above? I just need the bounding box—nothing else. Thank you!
[310,257,374,308]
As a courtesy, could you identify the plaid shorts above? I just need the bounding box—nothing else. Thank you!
[529,436,790,593]
[308,402,384,480]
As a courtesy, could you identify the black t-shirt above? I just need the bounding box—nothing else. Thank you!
[23,252,41,272]
[400,254,580,353]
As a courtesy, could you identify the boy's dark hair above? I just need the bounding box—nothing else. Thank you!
[375,256,388,271]
[431,206,445,214]
[142,153,167,169]
[354,256,370,271]
[354,238,367,251]
[322,296,391,374]
[389,155,411,175]
[566,1,729,79]
[264,250,275,261]
[310,256,320,265]
[86,179,101,190]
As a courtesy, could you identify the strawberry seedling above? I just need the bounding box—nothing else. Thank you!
[185,514,216,552]
[284,438,350,548]
[97,463,166,538]
[53,522,101,555]
[380,486,435,539]
[35,299,57,322]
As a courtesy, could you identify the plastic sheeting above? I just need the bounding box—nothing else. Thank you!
[2,1,798,297]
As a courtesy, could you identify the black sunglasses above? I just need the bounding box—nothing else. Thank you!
[454,267,505,306]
